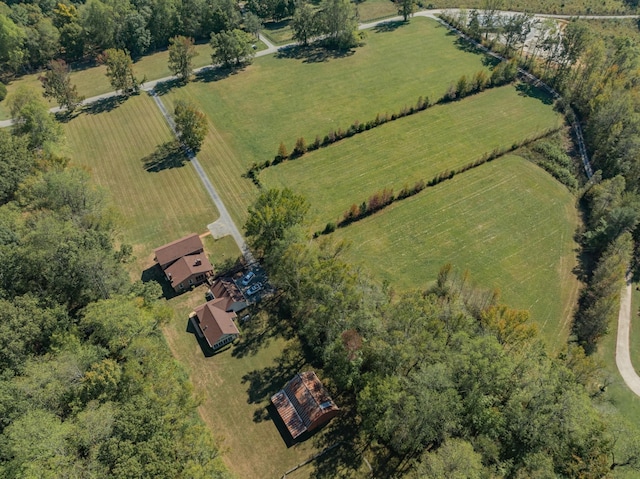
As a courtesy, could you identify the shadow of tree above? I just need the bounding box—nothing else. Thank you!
[153,78,183,96]
[242,341,306,405]
[276,44,355,63]
[83,95,126,115]
[141,263,180,299]
[232,298,296,359]
[195,65,236,83]
[54,108,82,124]
[516,82,554,105]
[142,140,188,172]
[373,20,406,33]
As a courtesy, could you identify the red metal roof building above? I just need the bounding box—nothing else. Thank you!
[271,371,339,439]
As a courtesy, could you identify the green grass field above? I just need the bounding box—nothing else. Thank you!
[330,155,579,346]
[161,288,329,479]
[261,85,562,229]
[63,94,220,271]
[162,16,496,225]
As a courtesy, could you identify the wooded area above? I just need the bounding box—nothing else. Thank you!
[0,91,229,478]
[244,188,640,478]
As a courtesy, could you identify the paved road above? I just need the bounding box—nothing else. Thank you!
[149,90,256,265]
[616,280,640,396]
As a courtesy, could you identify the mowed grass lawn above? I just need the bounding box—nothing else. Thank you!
[64,94,220,270]
[262,84,563,228]
[161,16,495,224]
[332,155,579,347]
[162,288,328,479]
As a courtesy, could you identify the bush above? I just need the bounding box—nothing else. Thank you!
[0,83,6,102]
[323,222,336,234]
[292,137,307,157]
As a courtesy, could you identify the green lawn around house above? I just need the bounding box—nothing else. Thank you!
[161,16,496,226]
[261,84,563,230]
[331,155,580,348]
[63,93,220,271]
[162,288,338,479]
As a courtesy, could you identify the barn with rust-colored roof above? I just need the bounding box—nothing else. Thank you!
[271,371,339,439]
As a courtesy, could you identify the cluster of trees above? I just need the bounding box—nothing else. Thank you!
[524,138,579,190]
[244,187,640,478]
[0,0,248,73]
[291,0,360,49]
[0,86,228,478]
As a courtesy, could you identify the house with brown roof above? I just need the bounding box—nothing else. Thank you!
[190,299,240,350]
[154,234,213,292]
[210,278,248,312]
[271,371,339,440]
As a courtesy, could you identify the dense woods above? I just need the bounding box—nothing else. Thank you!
[0,102,228,478]
[245,188,640,478]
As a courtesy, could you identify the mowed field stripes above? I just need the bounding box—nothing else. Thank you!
[64,94,220,269]
[332,155,580,346]
[161,16,496,226]
[261,85,563,228]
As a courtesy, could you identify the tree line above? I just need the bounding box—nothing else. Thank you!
[243,187,640,478]
[0,87,229,478]
[0,0,364,78]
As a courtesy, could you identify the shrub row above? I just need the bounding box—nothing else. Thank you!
[246,63,521,181]
[316,127,560,235]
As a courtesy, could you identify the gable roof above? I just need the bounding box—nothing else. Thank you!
[164,254,212,288]
[154,233,203,268]
[193,299,239,347]
[211,278,245,305]
[271,371,339,439]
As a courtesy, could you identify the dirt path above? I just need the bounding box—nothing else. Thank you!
[616,281,640,397]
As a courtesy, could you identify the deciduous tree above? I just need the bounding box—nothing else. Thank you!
[101,48,138,96]
[210,28,255,67]
[174,100,208,152]
[168,35,197,82]
[39,59,84,111]
[245,188,309,255]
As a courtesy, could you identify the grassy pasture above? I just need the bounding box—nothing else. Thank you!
[331,155,579,346]
[261,84,563,229]
[63,94,220,271]
[162,17,496,225]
